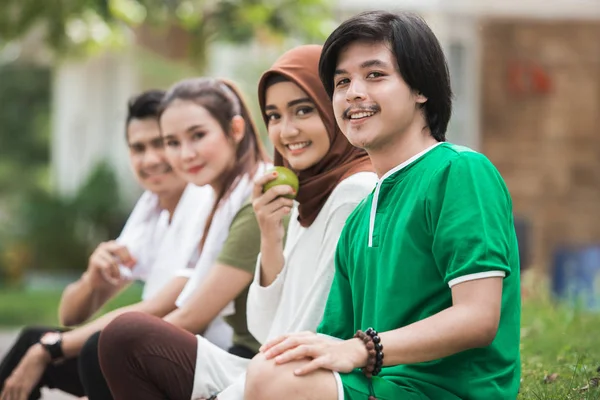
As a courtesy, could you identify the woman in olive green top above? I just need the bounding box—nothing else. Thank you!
[216,201,268,355]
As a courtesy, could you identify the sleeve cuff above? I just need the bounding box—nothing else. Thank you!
[249,253,285,298]
[448,270,506,288]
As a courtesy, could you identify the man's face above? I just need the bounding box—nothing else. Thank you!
[126,118,186,195]
[331,40,427,152]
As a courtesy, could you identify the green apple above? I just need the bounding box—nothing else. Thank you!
[263,166,299,199]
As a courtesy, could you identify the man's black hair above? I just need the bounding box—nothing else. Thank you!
[319,11,452,141]
[125,89,165,139]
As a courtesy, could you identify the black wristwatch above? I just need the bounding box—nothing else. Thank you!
[39,331,64,361]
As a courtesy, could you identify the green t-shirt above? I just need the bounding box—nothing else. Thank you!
[318,143,521,400]
[216,201,262,353]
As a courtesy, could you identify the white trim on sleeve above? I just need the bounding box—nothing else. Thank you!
[448,270,506,288]
[332,371,345,400]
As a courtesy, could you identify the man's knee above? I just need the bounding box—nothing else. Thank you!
[245,353,340,400]
[245,353,289,400]
[16,326,55,347]
[4,326,57,362]
[245,353,270,400]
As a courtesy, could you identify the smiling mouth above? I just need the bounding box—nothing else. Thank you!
[344,105,381,121]
[349,111,377,120]
[286,141,311,152]
[187,165,204,174]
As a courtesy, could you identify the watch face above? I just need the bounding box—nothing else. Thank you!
[41,332,61,346]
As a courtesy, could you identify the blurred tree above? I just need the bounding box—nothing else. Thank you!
[1,161,128,281]
[0,65,51,195]
[0,0,334,69]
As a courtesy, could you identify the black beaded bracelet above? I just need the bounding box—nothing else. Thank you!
[365,328,384,376]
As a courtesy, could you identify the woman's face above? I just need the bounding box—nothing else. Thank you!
[264,81,330,171]
[160,99,243,190]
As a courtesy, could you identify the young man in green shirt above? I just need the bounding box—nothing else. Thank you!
[244,10,521,400]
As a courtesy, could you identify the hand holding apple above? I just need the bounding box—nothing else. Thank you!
[252,167,298,242]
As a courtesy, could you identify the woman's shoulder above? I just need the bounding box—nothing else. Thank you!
[231,197,256,224]
[329,172,378,206]
[306,172,377,233]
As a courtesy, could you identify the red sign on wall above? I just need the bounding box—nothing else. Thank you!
[508,61,552,96]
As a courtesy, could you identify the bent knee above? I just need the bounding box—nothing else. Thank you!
[245,353,339,400]
[99,312,153,356]
[17,326,54,345]
[245,353,273,400]
[245,353,298,400]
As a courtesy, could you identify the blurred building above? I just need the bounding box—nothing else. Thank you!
[337,0,600,273]
[49,0,600,273]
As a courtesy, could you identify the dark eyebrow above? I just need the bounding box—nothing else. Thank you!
[361,59,390,69]
[128,141,144,148]
[163,124,205,138]
[185,124,205,133]
[334,59,390,76]
[265,97,313,111]
[287,98,312,108]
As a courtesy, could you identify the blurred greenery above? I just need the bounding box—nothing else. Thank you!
[0,282,143,327]
[518,273,600,399]
[1,0,334,70]
[0,64,51,195]
[0,162,129,284]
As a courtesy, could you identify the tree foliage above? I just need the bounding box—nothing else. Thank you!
[0,0,334,65]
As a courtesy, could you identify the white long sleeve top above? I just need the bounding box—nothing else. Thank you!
[247,171,378,342]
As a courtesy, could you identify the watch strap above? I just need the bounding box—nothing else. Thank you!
[39,332,64,361]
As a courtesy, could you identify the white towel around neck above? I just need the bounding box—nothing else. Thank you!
[175,162,271,316]
[116,183,214,300]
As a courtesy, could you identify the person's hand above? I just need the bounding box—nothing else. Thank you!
[86,241,136,288]
[252,171,294,243]
[260,331,368,376]
[0,344,50,400]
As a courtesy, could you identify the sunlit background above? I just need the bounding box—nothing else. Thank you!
[1,1,600,398]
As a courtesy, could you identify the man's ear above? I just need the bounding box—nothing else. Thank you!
[415,91,428,104]
[230,115,246,144]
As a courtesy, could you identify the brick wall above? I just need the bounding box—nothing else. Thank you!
[480,20,600,272]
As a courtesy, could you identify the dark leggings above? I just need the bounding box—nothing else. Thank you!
[0,326,113,400]
[80,332,114,400]
[99,312,257,400]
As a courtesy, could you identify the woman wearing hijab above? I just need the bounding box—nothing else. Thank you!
[98,45,377,400]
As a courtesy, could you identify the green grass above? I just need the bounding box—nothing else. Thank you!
[1,276,600,398]
[0,283,143,328]
[519,274,600,399]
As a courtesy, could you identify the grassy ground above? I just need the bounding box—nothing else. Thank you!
[0,283,143,328]
[1,276,599,399]
[519,273,600,399]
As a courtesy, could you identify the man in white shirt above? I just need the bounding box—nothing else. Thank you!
[0,90,211,400]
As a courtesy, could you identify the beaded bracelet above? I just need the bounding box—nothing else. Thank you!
[354,328,384,400]
[365,327,384,376]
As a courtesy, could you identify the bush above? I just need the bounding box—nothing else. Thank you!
[1,161,129,283]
